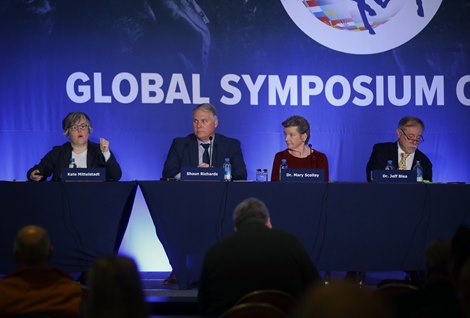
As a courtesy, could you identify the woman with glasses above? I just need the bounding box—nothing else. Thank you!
[27,112,122,181]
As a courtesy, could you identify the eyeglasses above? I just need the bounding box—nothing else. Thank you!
[69,124,88,132]
[400,128,424,143]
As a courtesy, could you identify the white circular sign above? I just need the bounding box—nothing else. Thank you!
[281,0,443,54]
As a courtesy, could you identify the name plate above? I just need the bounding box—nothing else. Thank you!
[61,168,106,182]
[181,167,224,181]
[371,170,418,183]
[280,168,325,183]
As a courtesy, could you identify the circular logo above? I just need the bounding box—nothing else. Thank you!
[281,0,442,54]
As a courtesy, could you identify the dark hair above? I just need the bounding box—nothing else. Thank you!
[62,112,92,137]
[233,197,270,229]
[86,256,147,318]
[398,116,425,131]
[193,103,217,118]
[282,115,310,144]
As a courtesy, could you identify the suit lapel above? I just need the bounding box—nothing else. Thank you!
[213,134,223,167]
[392,143,399,167]
[188,136,199,167]
[87,145,93,167]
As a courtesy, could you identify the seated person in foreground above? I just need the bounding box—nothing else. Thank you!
[27,111,122,181]
[366,116,432,182]
[271,115,329,181]
[162,103,247,180]
[84,256,148,318]
[0,225,83,317]
[198,197,320,315]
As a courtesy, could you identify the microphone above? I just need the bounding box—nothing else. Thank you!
[308,143,317,167]
[209,136,214,167]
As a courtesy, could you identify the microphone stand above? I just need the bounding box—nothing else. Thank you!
[209,136,214,167]
[308,143,317,168]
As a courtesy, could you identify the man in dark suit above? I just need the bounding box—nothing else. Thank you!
[366,116,432,182]
[198,198,320,315]
[162,103,247,180]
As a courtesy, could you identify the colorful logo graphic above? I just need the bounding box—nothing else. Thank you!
[281,0,442,54]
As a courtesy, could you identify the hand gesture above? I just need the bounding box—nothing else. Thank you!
[100,137,110,153]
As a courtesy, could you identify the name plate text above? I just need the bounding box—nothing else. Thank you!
[61,168,106,182]
[371,170,418,183]
[280,169,325,183]
[181,167,224,181]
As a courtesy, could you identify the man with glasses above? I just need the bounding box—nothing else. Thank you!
[27,112,122,181]
[366,116,432,182]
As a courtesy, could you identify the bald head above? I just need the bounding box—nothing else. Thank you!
[14,225,52,267]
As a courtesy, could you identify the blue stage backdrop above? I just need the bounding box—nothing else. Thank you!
[1,0,469,270]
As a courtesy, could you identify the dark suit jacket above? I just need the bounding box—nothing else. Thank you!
[366,142,432,182]
[27,141,122,181]
[162,133,247,180]
[197,222,320,315]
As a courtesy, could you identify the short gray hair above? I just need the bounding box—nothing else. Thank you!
[233,197,270,229]
[398,116,425,131]
[62,111,93,137]
[193,103,217,119]
[282,115,310,144]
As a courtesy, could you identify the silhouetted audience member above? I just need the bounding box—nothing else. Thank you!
[198,197,320,315]
[294,281,388,318]
[449,226,470,284]
[459,259,470,318]
[390,240,462,318]
[84,255,148,318]
[0,225,83,317]
[425,240,451,279]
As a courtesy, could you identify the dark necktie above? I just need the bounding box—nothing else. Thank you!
[201,143,210,164]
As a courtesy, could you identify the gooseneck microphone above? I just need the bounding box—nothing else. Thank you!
[308,143,317,168]
[209,136,214,167]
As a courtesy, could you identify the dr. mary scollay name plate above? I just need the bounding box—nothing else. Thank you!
[280,169,325,183]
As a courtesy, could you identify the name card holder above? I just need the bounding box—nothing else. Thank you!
[181,167,224,181]
[61,168,106,182]
[280,168,325,183]
[371,170,418,183]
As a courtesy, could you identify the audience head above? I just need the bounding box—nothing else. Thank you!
[449,225,470,283]
[13,225,52,267]
[294,282,387,318]
[282,115,311,148]
[85,255,147,318]
[396,116,424,154]
[192,103,218,142]
[425,240,451,279]
[233,197,272,230]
